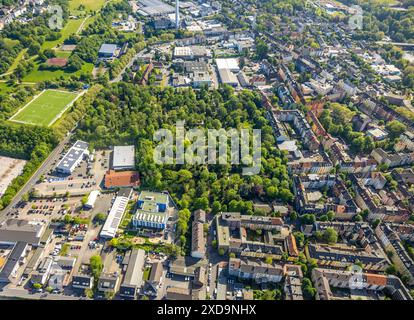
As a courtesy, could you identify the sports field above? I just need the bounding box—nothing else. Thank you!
[9,90,80,127]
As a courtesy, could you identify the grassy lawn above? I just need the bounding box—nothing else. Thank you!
[2,38,19,49]
[6,49,28,73]
[55,51,73,58]
[69,0,107,14]
[119,201,136,230]
[41,18,84,50]
[143,266,151,281]
[9,89,79,127]
[22,61,93,83]
[60,243,70,256]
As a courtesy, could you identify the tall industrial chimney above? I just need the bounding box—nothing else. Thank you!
[175,0,180,29]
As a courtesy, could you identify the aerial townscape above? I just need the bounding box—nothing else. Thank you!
[0,0,414,303]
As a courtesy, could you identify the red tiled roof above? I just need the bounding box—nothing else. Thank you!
[366,273,387,286]
[104,170,140,188]
[286,233,299,257]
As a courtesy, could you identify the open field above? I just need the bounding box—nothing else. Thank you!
[41,18,84,50]
[69,0,107,14]
[9,89,80,127]
[0,156,27,197]
[22,62,93,83]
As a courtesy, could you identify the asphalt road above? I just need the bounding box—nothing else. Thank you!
[0,287,81,300]
[110,48,147,83]
[0,131,74,222]
[1,46,150,219]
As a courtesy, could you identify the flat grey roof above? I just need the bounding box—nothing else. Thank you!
[122,249,145,288]
[99,44,117,55]
[0,219,44,245]
[0,242,28,282]
[218,68,239,85]
[149,262,163,282]
[112,145,135,169]
[24,247,43,274]
[138,0,174,16]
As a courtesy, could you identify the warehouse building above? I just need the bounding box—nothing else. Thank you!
[173,46,210,60]
[0,242,29,283]
[56,140,89,175]
[112,145,136,171]
[137,0,175,17]
[100,188,132,239]
[98,44,118,60]
[0,219,45,246]
[218,68,239,87]
[216,58,240,72]
[119,249,146,299]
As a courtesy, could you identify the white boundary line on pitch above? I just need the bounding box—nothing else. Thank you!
[8,89,85,127]
[47,90,87,126]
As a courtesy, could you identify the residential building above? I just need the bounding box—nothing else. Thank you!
[375,224,414,285]
[312,268,412,300]
[72,273,94,290]
[191,220,205,259]
[371,148,414,168]
[228,257,283,283]
[143,262,163,297]
[283,265,303,300]
[98,273,120,294]
[307,243,388,271]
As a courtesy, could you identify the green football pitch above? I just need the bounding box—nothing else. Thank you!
[9,90,79,127]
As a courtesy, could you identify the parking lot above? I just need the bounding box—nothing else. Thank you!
[7,196,83,223]
[165,274,192,290]
[34,150,110,197]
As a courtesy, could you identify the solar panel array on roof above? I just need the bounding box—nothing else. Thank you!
[56,140,89,174]
[100,195,129,238]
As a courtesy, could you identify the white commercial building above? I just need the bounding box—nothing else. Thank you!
[56,140,89,174]
[100,189,132,239]
[216,58,240,72]
[112,145,135,171]
[84,190,100,209]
